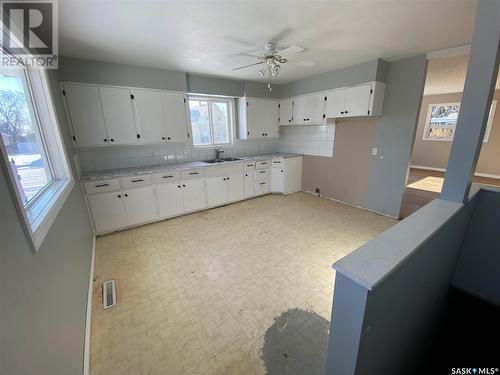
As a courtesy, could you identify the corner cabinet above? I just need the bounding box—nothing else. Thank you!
[238,97,279,139]
[325,81,385,118]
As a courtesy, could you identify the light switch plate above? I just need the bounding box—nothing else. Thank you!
[372,148,378,156]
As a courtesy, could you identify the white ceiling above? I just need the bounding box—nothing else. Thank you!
[424,54,500,95]
[59,0,477,84]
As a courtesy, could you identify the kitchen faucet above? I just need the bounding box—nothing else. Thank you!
[215,148,224,160]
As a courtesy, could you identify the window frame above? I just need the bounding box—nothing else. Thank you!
[187,95,235,148]
[423,100,497,142]
[0,67,74,253]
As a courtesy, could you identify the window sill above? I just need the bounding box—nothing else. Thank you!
[26,178,75,252]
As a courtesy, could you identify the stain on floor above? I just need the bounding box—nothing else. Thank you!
[261,308,329,375]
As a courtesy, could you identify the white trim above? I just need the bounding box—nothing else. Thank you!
[426,44,471,60]
[83,236,96,375]
[302,190,399,219]
[410,165,500,180]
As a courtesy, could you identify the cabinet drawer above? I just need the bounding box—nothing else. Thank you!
[84,179,120,194]
[271,158,284,167]
[255,169,269,180]
[255,160,271,169]
[120,174,152,188]
[244,162,255,170]
[181,169,205,180]
[255,180,270,195]
[153,171,180,184]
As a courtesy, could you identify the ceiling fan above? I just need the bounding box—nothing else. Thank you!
[232,42,314,90]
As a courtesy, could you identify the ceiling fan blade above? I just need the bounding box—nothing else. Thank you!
[232,61,265,71]
[278,45,305,57]
[293,60,316,67]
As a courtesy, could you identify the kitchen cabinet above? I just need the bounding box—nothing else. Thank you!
[278,98,294,125]
[243,170,255,198]
[156,182,185,218]
[132,89,164,143]
[293,93,325,124]
[182,179,206,212]
[238,97,279,139]
[227,173,244,202]
[63,84,108,147]
[325,81,385,118]
[87,191,128,233]
[271,156,302,195]
[160,91,188,142]
[206,176,228,206]
[99,86,138,145]
[123,186,157,226]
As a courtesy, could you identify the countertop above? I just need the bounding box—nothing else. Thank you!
[79,153,301,181]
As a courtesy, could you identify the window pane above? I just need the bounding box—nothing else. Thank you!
[211,101,229,144]
[189,99,212,145]
[0,69,53,205]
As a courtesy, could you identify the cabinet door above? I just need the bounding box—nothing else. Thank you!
[271,167,285,193]
[246,98,278,138]
[325,88,346,118]
[160,92,188,142]
[292,96,308,124]
[279,98,294,125]
[262,100,279,138]
[63,84,108,147]
[99,86,138,145]
[132,89,165,143]
[155,182,185,218]
[182,179,206,212]
[227,173,244,202]
[244,171,255,198]
[123,186,158,225]
[206,176,228,206]
[87,192,127,233]
[345,84,372,117]
[306,93,326,124]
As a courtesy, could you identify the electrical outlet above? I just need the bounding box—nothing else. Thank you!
[315,187,320,196]
[372,147,378,156]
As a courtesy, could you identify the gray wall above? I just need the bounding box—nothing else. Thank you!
[327,198,475,374]
[186,73,244,97]
[0,70,94,374]
[411,90,500,176]
[58,56,187,91]
[453,188,500,306]
[366,55,428,217]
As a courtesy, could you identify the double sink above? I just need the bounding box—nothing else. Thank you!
[202,157,241,164]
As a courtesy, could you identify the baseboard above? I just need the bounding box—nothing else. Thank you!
[410,165,500,180]
[83,235,96,375]
[302,190,399,219]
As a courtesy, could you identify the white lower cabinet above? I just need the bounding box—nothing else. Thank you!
[243,170,255,198]
[156,182,184,218]
[206,176,228,207]
[182,179,206,212]
[271,167,285,193]
[123,186,158,225]
[227,173,244,202]
[88,191,128,233]
[255,180,270,195]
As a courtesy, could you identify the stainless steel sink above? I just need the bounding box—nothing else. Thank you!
[203,157,241,164]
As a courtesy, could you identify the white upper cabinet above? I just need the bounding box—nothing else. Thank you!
[63,84,108,147]
[238,97,278,139]
[132,89,164,144]
[293,93,326,124]
[160,91,188,142]
[99,86,138,145]
[326,81,385,118]
[278,98,294,125]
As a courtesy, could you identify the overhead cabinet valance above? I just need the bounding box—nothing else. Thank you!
[62,83,189,148]
[278,81,385,126]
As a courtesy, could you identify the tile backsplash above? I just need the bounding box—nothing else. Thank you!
[77,139,279,172]
[278,124,335,157]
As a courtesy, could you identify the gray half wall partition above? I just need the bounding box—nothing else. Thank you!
[326,198,474,374]
[366,55,427,218]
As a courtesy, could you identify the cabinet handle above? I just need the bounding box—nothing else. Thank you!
[288,119,291,122]
[131,179,143,183]
[189,172,199,175]
[259,182,265,185]
[246,164,253,167]
[245,174,248,177]
[178,185,181,188]
[95,183,109,187]
[136,134,141,139]
[162,175,173,179]
[227,177,230,180]
[223,178,226,181]
[167,137,171,140]
[182,184,186,187]
[261,162,268,165]
[103,139,108,142]
[117,194,121,198]
[259,171,266,174]
[162,137,166,140]
[124,194,128,197]
[110,138,115,142]
[281,170,284,173]
[340,111,344,114]
[345,111,348,114]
